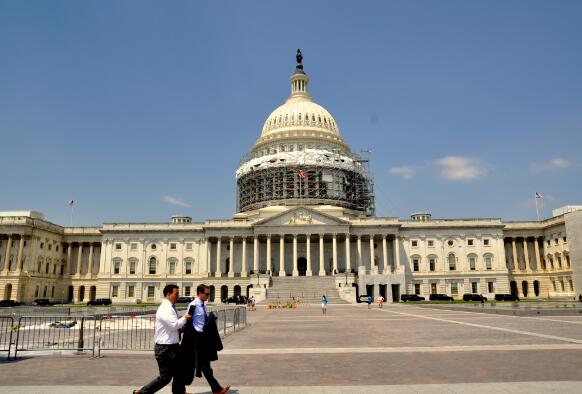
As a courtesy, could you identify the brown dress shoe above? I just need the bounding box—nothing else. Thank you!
[213,386,231,394]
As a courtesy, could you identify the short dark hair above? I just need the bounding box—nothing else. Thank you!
[163,284,179,297]
[197,284,209,295]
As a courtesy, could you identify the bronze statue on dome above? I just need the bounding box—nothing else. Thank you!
[296,49,303,71]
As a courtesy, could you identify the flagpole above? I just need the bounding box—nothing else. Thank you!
[535,193,540,221]
[70,204,74,227]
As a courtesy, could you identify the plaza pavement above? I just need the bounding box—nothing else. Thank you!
[1,303,582,393]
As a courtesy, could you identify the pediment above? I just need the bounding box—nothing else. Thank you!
[254,207,349,227]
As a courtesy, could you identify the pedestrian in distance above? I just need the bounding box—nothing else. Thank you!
[367,295,372,309]
[321,295,328,315]
[181,284,230,394]
[134,284,191,394]
[377,295,384,308]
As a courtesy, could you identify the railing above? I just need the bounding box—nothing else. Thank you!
[0,317,14,360]
[2,306,247,359]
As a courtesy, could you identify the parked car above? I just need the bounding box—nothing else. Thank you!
[87,298,112,306]
[222,295,247,305]
[32,298,52,306]
[429,294,454,301]
[357,294,373,303]
[463,294,488,302]
[401,294,425,302]
[177,296,194,304]
[494,294,519,302]
[0,300,21,307]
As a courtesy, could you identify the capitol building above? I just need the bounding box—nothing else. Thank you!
[1,53,581,304]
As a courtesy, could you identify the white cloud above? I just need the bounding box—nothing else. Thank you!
[434,156,485,182]
[530,157,570,173]
[163,195,191,208]
[389,166,415,179]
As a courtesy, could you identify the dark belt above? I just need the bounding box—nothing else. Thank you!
[155,343,179,347]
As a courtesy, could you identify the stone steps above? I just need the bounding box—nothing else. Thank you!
[265,276,349,304]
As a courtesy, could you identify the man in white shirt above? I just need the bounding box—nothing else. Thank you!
[134,284,191,394]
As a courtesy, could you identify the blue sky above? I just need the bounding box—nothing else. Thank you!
[1,1,581,226]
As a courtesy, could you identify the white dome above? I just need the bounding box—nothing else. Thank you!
[261,96,340,137]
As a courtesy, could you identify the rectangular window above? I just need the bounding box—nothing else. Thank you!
[130,243,137,250]
[413,258,419,272]
[149,260,156,274]
[411,240,418,247]
[129,261,136,275]
[127,285,135,298]
[471,282,478,293]
[483,239,490,246]
[185,262,192,275]
[485,256,492,270]
[115,243,122,250]
[51,286,55,297]
[431,283,437,294]
[170,243,177,250]
[185,243,192,250]
[469,257,476,271]
[488,281,494,293]
[555,238,559,245]
[40,242,44,249]
[428,240,434,247]
[563,237,567,243]
[48,244,52,250]
[112,285,119,298]
[169,262,176,275]
[429,258,436,271]
[449,257,456,271]
[147,286,155,298]
[114,261,120,275]
[468,239,474,246]
[451,282,458,295]
[414,283,421,295]
[184,286,191,297]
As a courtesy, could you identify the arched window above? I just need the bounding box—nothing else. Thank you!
[467,254,477,271]
[448,253,456,271]
[149,257,157,274]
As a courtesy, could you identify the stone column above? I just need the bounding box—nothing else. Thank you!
[345,234,351,272]
[266,235,272,276]
[215,238,222,277]
[319,234,325,276]
[534,237,542,271]
[206,238,211,275]
[66,243,72,275]
[228,237,235,277]
[87,243,94,277]
[394,237,400,269]
[279,235,286,276]
[2,235,12,273]
[241,238,248,277]
[357,235,362,268]
[16,236,25,272]
[523,238,530,271]
[511,238,518,271]
[76,243,83,276]
[253,236,259,273]
[369,235,375,270]
[306,234,313,276]
[292,235,298,276]
[382,235,388,274]
[332,234,338,275]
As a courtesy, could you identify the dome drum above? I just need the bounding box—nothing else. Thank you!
[236,162,374,214]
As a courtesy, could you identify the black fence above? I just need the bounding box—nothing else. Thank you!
[0,306,247,360]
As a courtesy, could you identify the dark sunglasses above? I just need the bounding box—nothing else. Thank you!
[203,292,210,295]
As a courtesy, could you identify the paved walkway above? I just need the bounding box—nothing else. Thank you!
[1,304,582,393]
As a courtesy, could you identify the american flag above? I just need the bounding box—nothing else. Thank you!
[68,199,75,206]
[535,192,543,200]
[298,169,305,179]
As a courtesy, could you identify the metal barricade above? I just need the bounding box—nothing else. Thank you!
[14,316,97,359]
[0,317,14,360]
[96,309,158,357]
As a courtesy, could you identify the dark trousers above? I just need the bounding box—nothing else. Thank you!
[200,363,221,393]
[139,344,184,394]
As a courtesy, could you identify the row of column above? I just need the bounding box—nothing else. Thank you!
[1,234,26,274]
[211,234,400,277]
[507,237,546,272]
[64,242,99,278]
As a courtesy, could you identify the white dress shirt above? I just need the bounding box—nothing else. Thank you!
[188,297,208,333]
[154,299,186,345]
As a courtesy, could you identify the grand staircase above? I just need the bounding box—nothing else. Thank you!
[265,276,350,304]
